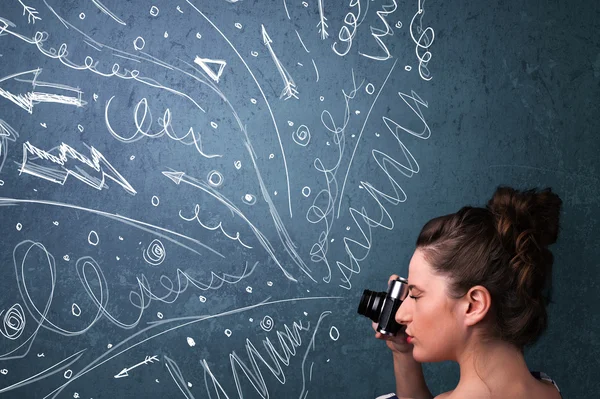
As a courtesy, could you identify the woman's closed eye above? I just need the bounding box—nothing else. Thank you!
[409,295,420,300]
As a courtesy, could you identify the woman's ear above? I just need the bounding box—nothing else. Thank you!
[462,285,492,327]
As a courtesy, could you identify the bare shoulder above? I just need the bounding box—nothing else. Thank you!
[536,379,562,399]
[433,380,560,399]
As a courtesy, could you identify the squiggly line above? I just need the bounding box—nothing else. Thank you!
[410,0,435,80]
[42,296,341,399]
[179,203,253,249]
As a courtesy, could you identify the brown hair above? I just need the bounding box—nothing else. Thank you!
[416,186,562,350]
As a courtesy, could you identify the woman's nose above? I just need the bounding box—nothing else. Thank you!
[395,297,411,325]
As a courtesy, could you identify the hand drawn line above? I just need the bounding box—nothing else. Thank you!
[1,13,207,113]
[0,68,86,114]
[295,30,310,53]
[0,350,86,394]
[114,355,159,379]
[0,119,19,174]
[283,0,291,19]
[164,356,194,399]
[179,203,253,249]
[358,0,397,61]
[410,0,434,80]
[163,169,300,281]
[42,296,342,399]
[262,24,298,100]
[336,90,430,289]
[90,0,126,25]
[299,312,331,398]
[20,141,137,195]
[337,59,397,217]
[17,0,41,24]
[105,96,221,159]
[185,0,293,217]
[193,57,227,83]
[317,0,328,39]
[0,197,223,257]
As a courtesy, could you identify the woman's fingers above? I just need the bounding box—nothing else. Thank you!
[388,274,400,286]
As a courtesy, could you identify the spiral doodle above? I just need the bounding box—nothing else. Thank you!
[259,315,274,332]
[0,304,26,340]
[292,124,311,146]
[143,239,166,265]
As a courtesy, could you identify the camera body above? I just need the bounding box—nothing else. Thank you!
[357,277,409,336]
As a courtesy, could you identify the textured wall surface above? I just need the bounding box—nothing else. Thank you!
[0,0,598,398]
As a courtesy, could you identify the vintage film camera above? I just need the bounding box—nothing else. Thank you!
[357,277,409,336]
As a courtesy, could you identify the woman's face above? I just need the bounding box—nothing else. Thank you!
[395,248,465,363]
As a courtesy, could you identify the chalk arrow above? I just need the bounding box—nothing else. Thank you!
[114,368,129,379]
[261,25,298,100]
[0,119,19,173]
[261,25,273,45]
[0,68,87,114]
[193,57,227,83]
[114,355,159,379]
[317,0,329,40]
[162,170,185,185]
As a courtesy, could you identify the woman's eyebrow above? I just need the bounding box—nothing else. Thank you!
[408,284,423,291]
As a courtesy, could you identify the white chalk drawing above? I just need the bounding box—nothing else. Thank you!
[317,0,329,39]
[0,304,26,340]
[0,69,86,114]
[0,1,436,397]
[193,57,227,83]
[91,0,126,25]
[260,315,274,331]
[133,36,145,50]
[143,239,166,265]
[20,141,137,195]
[17,0,41,24]
[0,119,19,174]
[358,1,397,61]
[87,230,99,246]
[261,24,299,100]
[292,124,311,146]
[114,356,159,378]
[410,0,435,80]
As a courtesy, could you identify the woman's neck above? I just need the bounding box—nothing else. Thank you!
[455,338,530,395]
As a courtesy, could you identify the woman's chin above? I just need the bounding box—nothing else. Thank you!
[413,348,450,364]
[412,348,436,363]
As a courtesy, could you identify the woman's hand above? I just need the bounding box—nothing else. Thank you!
[372,274,413,354]
[372,322,413,354]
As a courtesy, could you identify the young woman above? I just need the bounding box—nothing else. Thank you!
[374,186,563,399]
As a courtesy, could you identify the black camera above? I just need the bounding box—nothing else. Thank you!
[357,277,409,336]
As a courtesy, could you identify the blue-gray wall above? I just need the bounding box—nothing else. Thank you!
[0,0,597,398]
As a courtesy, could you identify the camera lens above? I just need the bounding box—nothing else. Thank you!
[357,289,387,323]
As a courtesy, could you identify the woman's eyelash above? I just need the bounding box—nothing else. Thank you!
[409,295,419,300]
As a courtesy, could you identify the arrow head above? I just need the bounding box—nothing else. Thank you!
[261,24,272,45]
[0,69,42,114]
[162,170,185,185]
[114,368,129,379]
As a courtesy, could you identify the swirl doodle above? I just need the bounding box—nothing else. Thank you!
[259,315,274,332]
[142,239,166,266]
[0,304,26,340]
[292,125,311,147]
